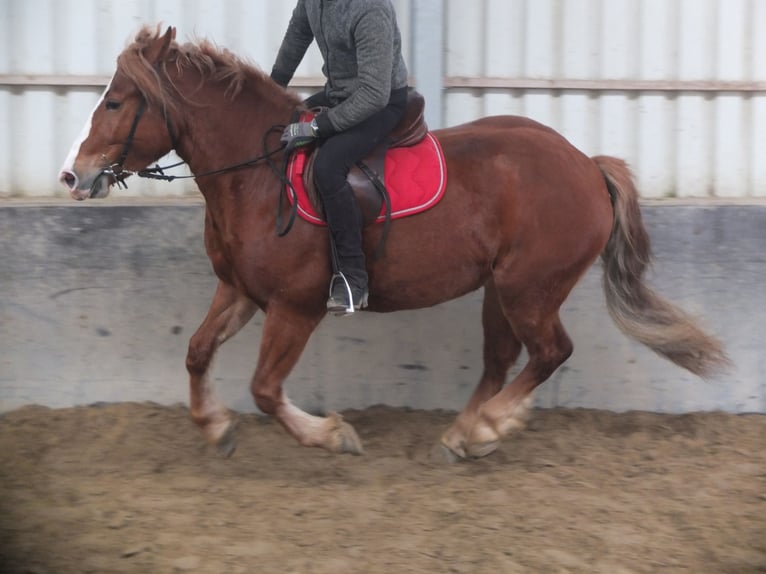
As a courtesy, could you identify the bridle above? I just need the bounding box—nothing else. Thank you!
[98,94,299,236]
[99,98,177,190]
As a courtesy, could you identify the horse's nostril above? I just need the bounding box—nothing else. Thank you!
[59,171,77,190]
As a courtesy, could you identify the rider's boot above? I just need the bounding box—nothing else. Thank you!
[322,183,369,316]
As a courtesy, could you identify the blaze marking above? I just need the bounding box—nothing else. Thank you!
[60,76,113,173]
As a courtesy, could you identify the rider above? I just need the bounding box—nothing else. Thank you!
[271,0,409,316]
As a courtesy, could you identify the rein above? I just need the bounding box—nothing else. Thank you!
[134,127,285,183]
[100,97,299,236]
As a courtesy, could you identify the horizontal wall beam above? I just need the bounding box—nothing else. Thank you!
[444,77,766,93]
[0,74,113,87]
[3,74,766,94]
[0,74,327,89]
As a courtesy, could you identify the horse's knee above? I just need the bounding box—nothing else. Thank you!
[186,334,213,377]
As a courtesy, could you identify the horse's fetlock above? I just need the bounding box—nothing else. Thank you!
[252,387,280,415]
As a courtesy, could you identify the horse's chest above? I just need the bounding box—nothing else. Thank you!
[203,217,247,281]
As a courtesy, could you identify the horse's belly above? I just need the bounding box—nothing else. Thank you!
[365,215,493,311]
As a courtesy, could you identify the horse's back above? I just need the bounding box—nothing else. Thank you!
[434,115,564,151]
[435,115,610,210]
[432,115,613,278]
[442,114,561,136]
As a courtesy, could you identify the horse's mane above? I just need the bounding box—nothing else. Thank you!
[116,25,301,113]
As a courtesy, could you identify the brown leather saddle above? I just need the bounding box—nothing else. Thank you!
[302,88,429,226]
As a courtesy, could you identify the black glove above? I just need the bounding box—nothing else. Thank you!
[281,120,319,151]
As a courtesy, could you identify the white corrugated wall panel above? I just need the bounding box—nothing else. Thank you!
[443,0,766,198]
[444,0,484,124]
[751,1,766,197]
[2,0,765,198]
[674,0,717,198]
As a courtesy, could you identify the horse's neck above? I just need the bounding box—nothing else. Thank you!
[172,77,296,204]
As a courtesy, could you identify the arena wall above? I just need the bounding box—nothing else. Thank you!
[1,201,763,414]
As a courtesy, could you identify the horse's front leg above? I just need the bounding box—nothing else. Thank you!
[251,304,363,455]
[186,280,257,455]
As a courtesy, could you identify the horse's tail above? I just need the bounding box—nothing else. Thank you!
[592,155,730,379]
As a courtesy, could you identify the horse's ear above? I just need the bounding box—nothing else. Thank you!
[143,25,176,66]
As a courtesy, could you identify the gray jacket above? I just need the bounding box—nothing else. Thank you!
[271,0,409,135]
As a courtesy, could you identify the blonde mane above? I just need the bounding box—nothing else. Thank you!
[116,25,300,112]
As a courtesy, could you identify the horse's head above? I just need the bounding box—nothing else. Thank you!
[59,26,179,200]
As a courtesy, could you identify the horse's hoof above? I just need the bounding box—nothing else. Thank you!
[465,439,499,459]
[215,420,238,458]
[431,443,464,464]
[327,413,363,455]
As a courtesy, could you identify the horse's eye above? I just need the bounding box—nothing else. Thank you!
[105,100,122,111]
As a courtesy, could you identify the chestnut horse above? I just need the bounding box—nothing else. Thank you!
[59,27,728,460]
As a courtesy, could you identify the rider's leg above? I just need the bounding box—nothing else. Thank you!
[312,92,406,314]
[320,181,368,313]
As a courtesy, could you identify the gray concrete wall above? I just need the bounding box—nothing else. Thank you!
[1,201,764,414]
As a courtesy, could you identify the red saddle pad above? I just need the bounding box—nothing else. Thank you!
[285,132,447,226]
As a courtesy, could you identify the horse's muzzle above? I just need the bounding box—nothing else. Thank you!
[59,169,112,200]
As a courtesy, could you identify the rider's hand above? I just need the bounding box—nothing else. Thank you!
[281,120,319,152]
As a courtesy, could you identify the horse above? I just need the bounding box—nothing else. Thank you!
[59,26,729,460]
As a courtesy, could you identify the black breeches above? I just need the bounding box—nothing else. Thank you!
[305,90,406,196]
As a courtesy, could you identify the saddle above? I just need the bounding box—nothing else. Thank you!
[302,88,429,226]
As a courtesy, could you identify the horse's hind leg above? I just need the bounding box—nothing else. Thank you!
[441,280,522,459]
[186,280,257,455]
[464,298,573,458]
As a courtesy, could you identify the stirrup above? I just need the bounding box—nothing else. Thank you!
[327,273,368,317]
